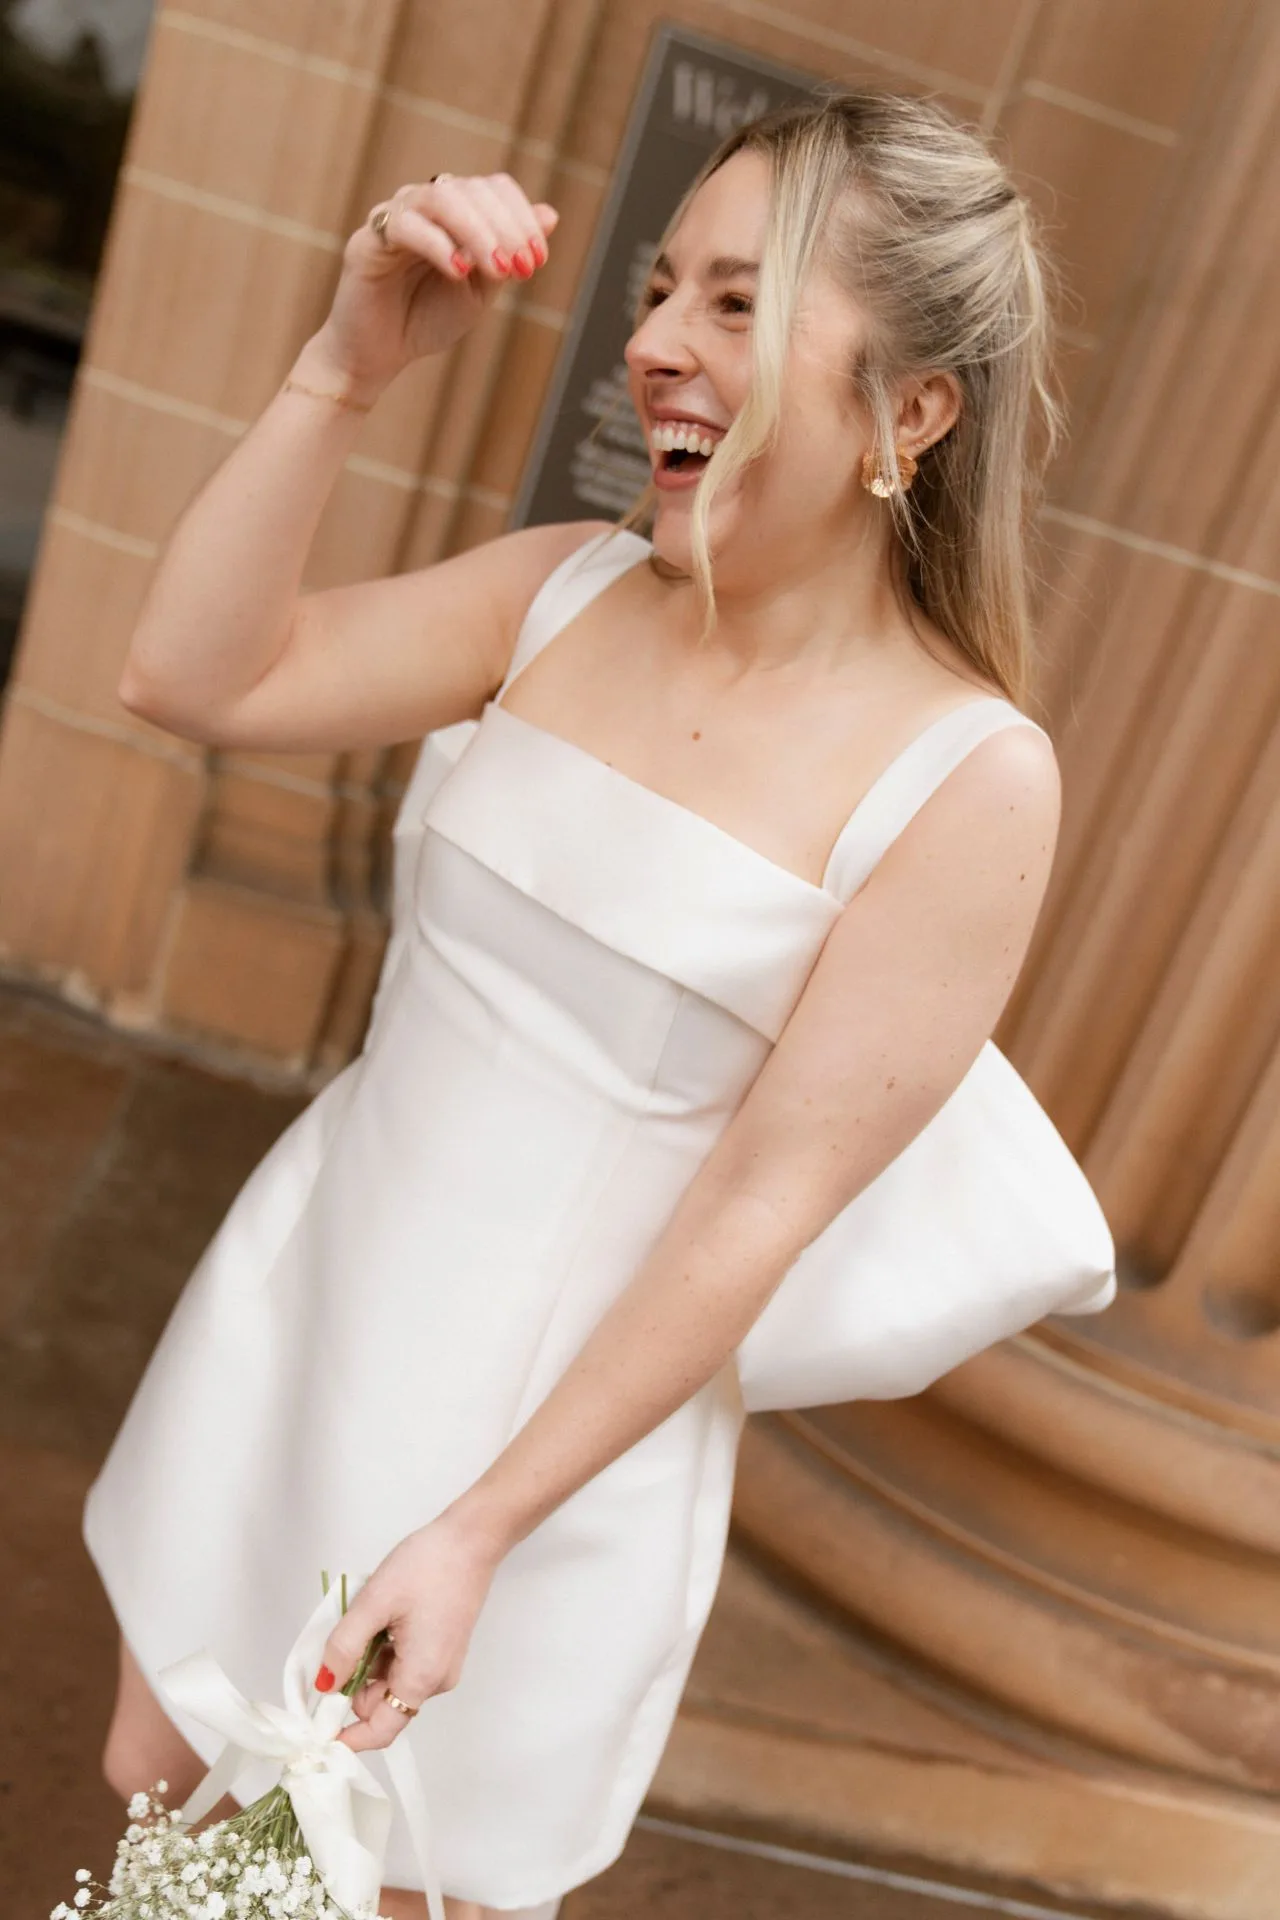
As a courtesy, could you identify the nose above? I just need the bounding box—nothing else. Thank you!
[624,291,700,381]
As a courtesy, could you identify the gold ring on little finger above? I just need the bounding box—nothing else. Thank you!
[369,204,392,244]
[383,1686,419,1718]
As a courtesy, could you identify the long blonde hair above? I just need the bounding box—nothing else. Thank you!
[615,88,1063,709]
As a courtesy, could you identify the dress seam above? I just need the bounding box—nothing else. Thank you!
[482,990,745,1910]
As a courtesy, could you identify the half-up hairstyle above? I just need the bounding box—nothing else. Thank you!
[616,88,1063,709]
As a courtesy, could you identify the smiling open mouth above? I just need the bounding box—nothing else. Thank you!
[650,424,720,478]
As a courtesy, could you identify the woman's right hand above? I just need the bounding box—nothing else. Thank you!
[307,173,559,403]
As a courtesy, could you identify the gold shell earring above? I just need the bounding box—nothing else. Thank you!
[860,444,919,498]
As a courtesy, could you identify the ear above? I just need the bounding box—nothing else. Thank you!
[894,370,962,457]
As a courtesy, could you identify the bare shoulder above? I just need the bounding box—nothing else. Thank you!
[876,713,1062,926]
[457,517,619,684]
[973,717,1061,849]
[476,517,620,601]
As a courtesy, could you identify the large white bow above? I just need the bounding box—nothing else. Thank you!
[158,1584,445,1920]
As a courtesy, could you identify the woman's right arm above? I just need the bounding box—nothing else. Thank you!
[117,174,609,754]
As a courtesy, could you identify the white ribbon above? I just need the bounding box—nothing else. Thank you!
[158,1585,445,1920]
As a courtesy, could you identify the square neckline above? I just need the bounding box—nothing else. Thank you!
[484,698,841,903]
[490,532,1021,905]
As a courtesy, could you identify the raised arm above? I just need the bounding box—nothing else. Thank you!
[116,173,609,752]
[319,720,1063,1744]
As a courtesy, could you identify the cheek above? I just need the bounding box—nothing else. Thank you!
[764,403,854,499]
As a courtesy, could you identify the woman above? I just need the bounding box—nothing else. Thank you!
[85,90,1065,1920]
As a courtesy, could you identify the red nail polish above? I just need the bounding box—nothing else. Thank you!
[512,248,534,278]
[315,1665,335,1692]
[451,249,472,275]
[529,236,547,266]
[492,248,511,275]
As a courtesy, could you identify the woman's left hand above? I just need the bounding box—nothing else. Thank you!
[316,1512,504,1751]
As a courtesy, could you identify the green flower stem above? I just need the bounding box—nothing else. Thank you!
[321,1569,390,1700]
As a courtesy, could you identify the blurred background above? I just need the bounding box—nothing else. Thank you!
[2,2,1279,1916]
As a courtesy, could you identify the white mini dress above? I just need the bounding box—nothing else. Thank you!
[84,524,1050,1912]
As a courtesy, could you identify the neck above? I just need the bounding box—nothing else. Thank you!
[650,514,916,680]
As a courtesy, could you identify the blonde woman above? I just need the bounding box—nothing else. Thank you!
[86,91,1066,1920]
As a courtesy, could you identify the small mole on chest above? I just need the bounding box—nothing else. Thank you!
[692,730,702,741]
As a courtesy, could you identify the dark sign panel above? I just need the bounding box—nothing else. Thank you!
[510,24,822,530]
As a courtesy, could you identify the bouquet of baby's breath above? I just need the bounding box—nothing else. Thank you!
[52,1576,392,1920]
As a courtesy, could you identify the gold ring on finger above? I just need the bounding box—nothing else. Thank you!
[383,1687,419,1718]
[370,204,392,244]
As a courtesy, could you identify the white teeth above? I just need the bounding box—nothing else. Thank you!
[649,422,720,458]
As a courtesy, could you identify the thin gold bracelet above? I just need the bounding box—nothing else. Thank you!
[281,375,374,414]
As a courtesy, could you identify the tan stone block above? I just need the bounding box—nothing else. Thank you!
[308,459,415,589]
[418,299,513,488]
[221,746,341,787]
[162,0,401,72]
[1051,332,1101,443]
[1025,0,1235,131]
[559,0,992,172]
[350,85,507,208]
[0,701,204,994]
[467,311,564,498]
[356,350,452,484]
[386,0,550,133]
[129,13,379,233]
[159,874,345,1062]
[398,485,458,572]
[329,782,382,905]
[9,520,157,729]
[86,177,340,422]
[381,738,422,795]
[199,767,337,904]
[520,164,605,323]
[54,375,235,546]
[1001,92,1175,330]
[313,907,388,1072]
[343,745,384,789]
[1063,269,1280,575]
[658,1702,1280,1920]
[513,0,607,153]
[777,0,1030,91]
[446,493,510,560]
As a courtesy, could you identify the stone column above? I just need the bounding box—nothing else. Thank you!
[0,0,609,1076]
[734,2,1280,1895]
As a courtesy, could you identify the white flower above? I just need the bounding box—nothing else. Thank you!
[73,1895,91,1911]
[129,1790,152,1817]
[74,1869,92,1883]
[205,1895,228,1918]
[50,1905,72,1918]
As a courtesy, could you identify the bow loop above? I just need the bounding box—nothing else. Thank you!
[158,1584,444,1920]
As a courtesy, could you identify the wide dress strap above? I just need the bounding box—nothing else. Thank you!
[496,526,1049,917]
[496,526,652,698]
[823,698,1049,903]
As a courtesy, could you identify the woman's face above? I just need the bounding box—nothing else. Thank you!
[623,148,878,585]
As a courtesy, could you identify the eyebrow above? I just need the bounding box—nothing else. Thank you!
[650,251,760,282]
